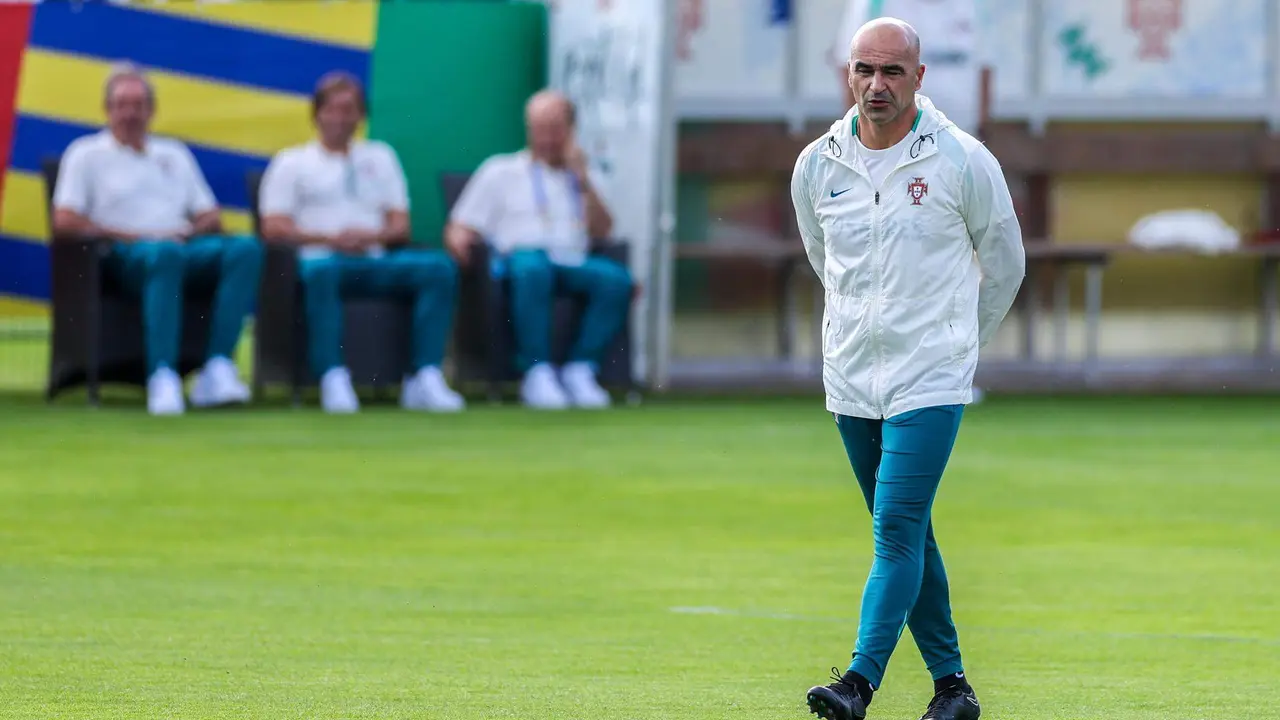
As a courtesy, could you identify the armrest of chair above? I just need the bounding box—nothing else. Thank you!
[50,235,108,306]
[452,241,502,364]
[588,238,641,299]
[471,241,494,270]
[457,241,495,312]
[259,240,300,315]
[48,236,110,370]
[253,241,303,377]
[590,237,629,263]
[263,240,300,279]
[249,239,306,391]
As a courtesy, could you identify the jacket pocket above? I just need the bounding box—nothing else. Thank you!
[821,306,846,362]
[946,293,975,364]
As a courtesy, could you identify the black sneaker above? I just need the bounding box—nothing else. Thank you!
[920,683,981,720]
[806,667,868,720]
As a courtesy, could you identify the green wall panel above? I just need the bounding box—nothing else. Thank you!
[368,0,547,245]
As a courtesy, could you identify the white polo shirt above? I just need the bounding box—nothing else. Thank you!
[258,139,409,260]
[53,130,217,237]
[449,150,605,266]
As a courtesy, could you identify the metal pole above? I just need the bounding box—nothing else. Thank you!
[1084,263,1104,369]
[1259,257,1279,359]
[648,0,680,393]
[1053,264,1069,362]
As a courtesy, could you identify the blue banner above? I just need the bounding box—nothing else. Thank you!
[769,0,791,25]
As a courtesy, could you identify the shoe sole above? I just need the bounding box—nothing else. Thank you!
[920,697,982,720]
[189,384,250,409]
[522,400,569,410]
[806,692,865,720]
[921,708,981,720]
[190,397,248,409]
[402,404,465,413]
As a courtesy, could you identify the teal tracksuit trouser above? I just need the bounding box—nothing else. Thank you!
[503,249,631,372]
[834,405,966,688]
[103,235,263,376]
[298,249,458,379]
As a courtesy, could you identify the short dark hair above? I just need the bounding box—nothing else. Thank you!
[312,71,366,116]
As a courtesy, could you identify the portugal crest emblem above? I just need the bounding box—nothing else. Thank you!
[1128,0,1181,60]
[907,177,928,205]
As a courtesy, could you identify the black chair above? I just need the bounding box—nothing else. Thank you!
[41,155,216,406]
[439,171,637,403]
[246,170,418,406]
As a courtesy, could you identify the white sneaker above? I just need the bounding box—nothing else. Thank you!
[147,367,185,416]
[189,356,251,408]
[320,366,360,414]
[520,363,570,410]
[560,361,611,409]
[401,366,465,412]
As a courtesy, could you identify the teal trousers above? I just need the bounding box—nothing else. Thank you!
[503,249,631,372]
[103,235,263,376]
[835,405,966,688]
[298,250,458,379]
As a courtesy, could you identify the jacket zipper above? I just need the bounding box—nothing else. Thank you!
[834,123,934,418]
[870,189,883,417]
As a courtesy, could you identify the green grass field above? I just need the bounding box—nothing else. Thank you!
[1,392,1278,719]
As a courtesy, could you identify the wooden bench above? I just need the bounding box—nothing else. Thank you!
[984,120,1280,368]
[1021,241,1280,368]
[674,236,810,360]
[670,234,1280,371]
[675,117,1280,372]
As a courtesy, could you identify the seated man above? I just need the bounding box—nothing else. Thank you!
[445,89,630,410]
[258,71,463,414]
[52,63,261,416]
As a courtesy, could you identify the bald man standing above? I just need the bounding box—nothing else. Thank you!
[793,19,1024,720]
[833,0,989,406]
[446,90,629,410]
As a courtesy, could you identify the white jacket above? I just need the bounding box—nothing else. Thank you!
[791,95,1025,420]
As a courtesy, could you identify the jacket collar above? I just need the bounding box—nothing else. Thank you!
[819,94,949,175]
